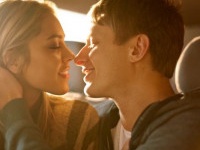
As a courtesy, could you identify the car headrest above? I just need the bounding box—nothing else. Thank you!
[175,36,200,93]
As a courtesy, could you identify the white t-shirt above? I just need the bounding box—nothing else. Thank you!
[111,120,131,150]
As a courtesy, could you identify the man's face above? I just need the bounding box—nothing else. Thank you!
[75,24,130,98]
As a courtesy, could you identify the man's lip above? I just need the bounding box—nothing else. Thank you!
[82,68,95,74]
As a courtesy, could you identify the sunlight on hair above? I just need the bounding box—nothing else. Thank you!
[57,8,90,43]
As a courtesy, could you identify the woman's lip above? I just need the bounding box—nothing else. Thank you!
[59,69,70,78]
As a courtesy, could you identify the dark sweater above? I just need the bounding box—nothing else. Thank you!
[130,90,200,150]
[1,89,200,150]
[91,89,200,150]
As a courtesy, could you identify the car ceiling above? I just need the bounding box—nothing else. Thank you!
[52,0,200,26]
[51,0,200,47]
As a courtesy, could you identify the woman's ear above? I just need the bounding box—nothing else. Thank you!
[128,34,149,63]
[3,51,23,74]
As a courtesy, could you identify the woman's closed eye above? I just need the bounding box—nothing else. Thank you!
[51,46,60,49]
[49,45,60,49]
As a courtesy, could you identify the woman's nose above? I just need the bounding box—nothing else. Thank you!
[62,46,75,62]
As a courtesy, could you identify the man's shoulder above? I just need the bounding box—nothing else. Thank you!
[87,98,118,117]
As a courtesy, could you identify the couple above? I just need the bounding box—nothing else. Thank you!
[1,0,200,150]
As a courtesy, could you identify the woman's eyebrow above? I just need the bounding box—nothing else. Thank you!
[47,34,64,40]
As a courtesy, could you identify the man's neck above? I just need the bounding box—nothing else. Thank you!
[114,76,175,131]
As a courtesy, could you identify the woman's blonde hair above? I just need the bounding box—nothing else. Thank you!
[0,0,58,141]
[0,0,56,69]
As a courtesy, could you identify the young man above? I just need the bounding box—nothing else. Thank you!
[1,0,200,150]
[74,0,200,149]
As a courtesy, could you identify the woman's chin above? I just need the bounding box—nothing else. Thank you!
[49,87,69,95]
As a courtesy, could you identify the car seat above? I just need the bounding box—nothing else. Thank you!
[175,36,200,93]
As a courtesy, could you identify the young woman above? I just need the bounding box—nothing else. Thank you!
[0,0,99,149]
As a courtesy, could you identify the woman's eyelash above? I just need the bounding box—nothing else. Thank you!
[50,45,60,49]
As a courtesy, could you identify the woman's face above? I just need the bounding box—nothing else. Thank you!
[20,14,74,95]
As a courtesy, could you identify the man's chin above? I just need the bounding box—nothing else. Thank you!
[84,84,105,98]
[83,83,92,96]
[84,83,97,97]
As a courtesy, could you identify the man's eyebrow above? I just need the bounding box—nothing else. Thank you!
[47,34,64,40]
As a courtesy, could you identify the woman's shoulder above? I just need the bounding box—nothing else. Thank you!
[44,93,100,149]
[46,92,99,119]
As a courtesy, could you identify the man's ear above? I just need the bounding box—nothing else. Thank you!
[3,51,23,74]
[128,34,149,63]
